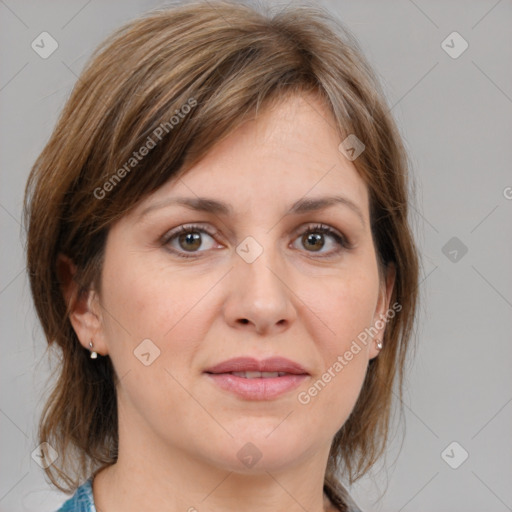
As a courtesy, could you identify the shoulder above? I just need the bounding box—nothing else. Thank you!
[54,477,96,512]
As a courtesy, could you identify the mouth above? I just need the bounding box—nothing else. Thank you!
[203,357,309,400]
[204,356,309,376]
[223,371,291,378]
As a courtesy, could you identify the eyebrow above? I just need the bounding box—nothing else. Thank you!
[137,195,366,227]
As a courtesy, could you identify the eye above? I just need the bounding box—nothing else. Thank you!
[161,222,351,260]
[161,224,220,258]
[292,224,349,257]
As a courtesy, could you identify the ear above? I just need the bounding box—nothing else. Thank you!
[369,262,396,360]
[56,253,108,356]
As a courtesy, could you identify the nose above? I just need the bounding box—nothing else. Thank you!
[223,244,297,336]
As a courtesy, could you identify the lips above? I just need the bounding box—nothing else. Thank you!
[203,357,309,400]
[204,356,309,376]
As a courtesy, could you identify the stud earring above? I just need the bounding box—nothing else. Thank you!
[89,341,98,359]
[376,339,383,350]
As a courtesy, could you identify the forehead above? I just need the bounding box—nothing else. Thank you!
[131,92,369,222]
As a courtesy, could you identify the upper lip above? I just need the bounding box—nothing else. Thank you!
[204,357,309,375]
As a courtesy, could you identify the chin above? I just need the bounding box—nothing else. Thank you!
[203,428,312,472]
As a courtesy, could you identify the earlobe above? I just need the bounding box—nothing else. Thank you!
[56,253,106,355]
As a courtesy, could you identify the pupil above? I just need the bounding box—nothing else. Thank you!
[304,233,323,251]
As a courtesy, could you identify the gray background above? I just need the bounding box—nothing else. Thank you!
[1,0,511,511]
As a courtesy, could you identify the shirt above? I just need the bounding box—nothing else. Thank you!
[55,477,96,512]
[54,477,363,512]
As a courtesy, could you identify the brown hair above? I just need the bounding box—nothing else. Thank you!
[23,0,419,508]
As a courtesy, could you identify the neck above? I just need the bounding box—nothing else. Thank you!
[94,462,338,512]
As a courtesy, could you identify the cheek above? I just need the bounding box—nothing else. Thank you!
[334,284,377,351]
[98,253,208,419]
[297,263,378,421]
[99,246,217,366]
[314,264,379,353]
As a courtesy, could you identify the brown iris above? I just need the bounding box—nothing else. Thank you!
[302,232,324,252]
[178,231,202,251]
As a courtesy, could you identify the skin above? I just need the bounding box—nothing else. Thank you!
[60,91,395,512]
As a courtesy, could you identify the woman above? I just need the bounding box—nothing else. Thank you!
[23,1,419,511]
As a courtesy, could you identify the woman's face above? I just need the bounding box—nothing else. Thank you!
[77,92,394,474]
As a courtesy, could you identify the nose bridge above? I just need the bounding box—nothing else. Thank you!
[236,232,287,298]
[226,232,295,332]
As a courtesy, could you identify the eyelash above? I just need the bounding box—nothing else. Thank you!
[161,223,352,259]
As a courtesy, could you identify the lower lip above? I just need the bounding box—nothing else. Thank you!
[205,373,308,400]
